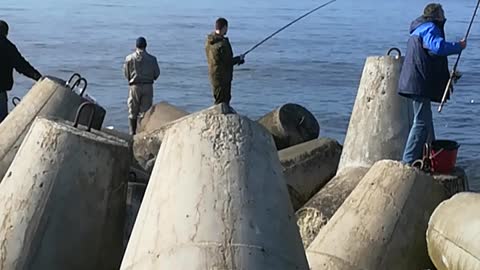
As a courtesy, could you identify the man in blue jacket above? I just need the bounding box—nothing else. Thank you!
[398,3,466,165]
[0,20,42,123]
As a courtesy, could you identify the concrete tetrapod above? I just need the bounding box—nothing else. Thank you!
[0,76,106,180]
[132,103,235,172]
[137,101,189,134]
[102,127,133,143]
[427,192,480,270]
[338,50,412,171]
[432,167,469,197]
[258,103,320,150]
[0,116,130,270]
[121,108,309,269]
[123,182,147,250]
[306,160,446,270]
[279,138,342,211]
[296,167,369,248]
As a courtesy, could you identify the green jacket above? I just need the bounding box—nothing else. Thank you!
[205,33,240,88]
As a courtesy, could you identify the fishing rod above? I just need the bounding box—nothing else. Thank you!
[438,0,480,112]
[242,0,337,56]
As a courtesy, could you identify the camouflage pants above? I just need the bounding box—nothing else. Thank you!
[212,83,231,105]
[128,84,153,120]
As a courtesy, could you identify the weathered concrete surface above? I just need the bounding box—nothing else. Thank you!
[101,128,152,184]
[129,166,150,184]
[123,182,147,249]
[132,103,234,172]
[132,126,169,172]
[427,192,480,270]
[338,55,412,171]
[121,109,309,269]
[0,76,106,180]
[432,167,469,197]
[102,127,133,143]
[137,101,189,134]
[296,167,369,248]
[0,117,130,270]
[258,103,320,150]
[306,160,446,270]
[279,138,342,211]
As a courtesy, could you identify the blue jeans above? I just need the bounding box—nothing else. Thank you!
[0,91,7,123]
[402,97,435,164]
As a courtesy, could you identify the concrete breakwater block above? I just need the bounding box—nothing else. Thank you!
[0,116,130,270]
[133,103,320,173]
[0,76,106,180]
[306,160,446,270]
[132,103,235,172]
[137,101,189,134]
[432,167,469,197]
[123,182,147,249]
[258,103,320,150]
[296,167,369,248]
[132,127,169,172]
[279,138,342,211]
[427,192,480,270]
[129,166,150,183]
[121,108,309,269]
[338,52,412,171]
[102,127,133,143]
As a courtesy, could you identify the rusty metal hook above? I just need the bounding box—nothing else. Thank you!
[12,97,21,107]
[73,102,96,132]
[66,73,82,88]
[71,78,88,97]
[387,47,402,58]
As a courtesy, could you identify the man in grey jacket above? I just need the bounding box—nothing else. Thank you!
[123,37,160,135]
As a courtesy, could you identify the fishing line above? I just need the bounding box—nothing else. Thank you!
[242,0,337,56]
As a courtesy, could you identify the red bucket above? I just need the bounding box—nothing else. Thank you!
[430,140,460,174]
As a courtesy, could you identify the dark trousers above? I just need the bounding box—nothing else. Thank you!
[0,91,7,123]
[213,83,231,105]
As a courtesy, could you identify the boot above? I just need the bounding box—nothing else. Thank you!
[129,118,137,135]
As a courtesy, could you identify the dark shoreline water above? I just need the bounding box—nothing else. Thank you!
[2,0,479,189]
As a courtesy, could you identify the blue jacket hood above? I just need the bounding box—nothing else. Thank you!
[410,16,431,33]
[409,16,445,34]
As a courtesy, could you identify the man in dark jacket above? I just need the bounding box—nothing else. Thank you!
[205,18,245,105]
[0,20,42,122]
[398,3,466,164]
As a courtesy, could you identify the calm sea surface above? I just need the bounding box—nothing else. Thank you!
[2,0,480,189]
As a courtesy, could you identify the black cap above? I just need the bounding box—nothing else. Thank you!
[0,20,8,36]
[423,3,444,20]
[136,37,147,49]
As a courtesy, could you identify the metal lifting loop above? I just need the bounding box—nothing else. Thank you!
[412,143,433,172]
[387,48,402,58]
[71,78,88,97]
[73,102,96,132]
[12,97,21,107]
[66,73,82,88]
[412,159,424,170]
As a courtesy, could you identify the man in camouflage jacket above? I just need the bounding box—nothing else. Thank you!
[205,18,245,105]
